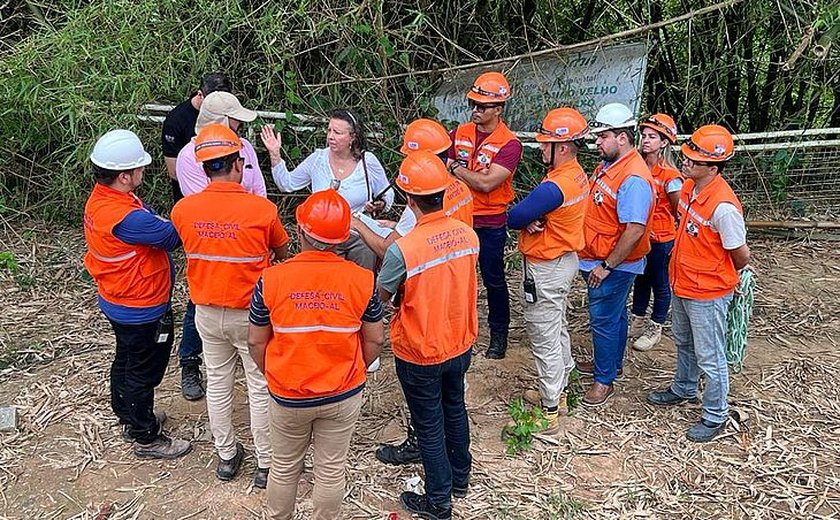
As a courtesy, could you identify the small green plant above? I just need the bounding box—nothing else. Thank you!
[502,398,548,456]
[565,368,585,413]
[544,491,588,519]
[0,251,19,273]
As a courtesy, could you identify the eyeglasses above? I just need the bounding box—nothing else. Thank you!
[469,100,501,112]
[682,156,712,167]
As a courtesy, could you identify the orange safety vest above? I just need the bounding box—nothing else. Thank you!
[170,182,288,309]
[391,211,479,365]
[453,121,520,216]
[649,162,682,243]
[670,175,743,300]
[83,183,172,308]
[261,250,374,401]
[581,149,655,262]
[444,178,474,227]
[518,159,589,261]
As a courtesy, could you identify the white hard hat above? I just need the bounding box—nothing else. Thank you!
[90,129,152,170]
[590,103,636,134]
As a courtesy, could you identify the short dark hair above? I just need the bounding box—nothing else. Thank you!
[92,164,126,185]
[712,161,727,174]
[616,128,635,142]
[331,108,367,160]
[200,72,232,96]
[201,152,239,178]
[409,192,445,214]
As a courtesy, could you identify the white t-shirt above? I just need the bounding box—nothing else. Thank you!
[271,148,394,213]
[692,187,747,250]
[394,206,417,237]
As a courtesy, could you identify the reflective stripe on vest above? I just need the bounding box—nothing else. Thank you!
[90,250,138,263]
[273,324,362,334]
[453,121,520,216]
[406,246,481,279]
[185,252,266,263]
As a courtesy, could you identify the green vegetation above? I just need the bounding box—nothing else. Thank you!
[502,398,549,455]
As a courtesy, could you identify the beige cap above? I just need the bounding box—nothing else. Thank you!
[195,91,257,132]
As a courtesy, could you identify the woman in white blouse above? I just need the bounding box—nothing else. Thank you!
[261,108,394,270]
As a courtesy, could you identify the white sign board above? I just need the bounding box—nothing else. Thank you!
[433,42,649,132]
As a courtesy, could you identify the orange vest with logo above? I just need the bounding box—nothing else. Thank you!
[518,160,589,261]
[83,183,172,308]
[581,149,655,262]
[453,121,520,216]
[670,175,743,300]
[261,251,374,401]
[391,212,479,365]
[649,162,682,243]
[444,178,474,227]
[170,182,288,309]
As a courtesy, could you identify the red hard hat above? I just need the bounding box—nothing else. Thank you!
[400,119,451,155]
[295,189,351,244]
[681,125,735,162]
[535,108,589,143]
[397,150,451,195]
[194,124,242,163]
[466,72,511,103]
[640,113,678,144]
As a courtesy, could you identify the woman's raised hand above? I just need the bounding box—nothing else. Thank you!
[260,125,282,157]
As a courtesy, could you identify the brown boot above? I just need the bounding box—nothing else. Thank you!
[524,390,569,416]
[576,361,624,381]
[582,382,614,407]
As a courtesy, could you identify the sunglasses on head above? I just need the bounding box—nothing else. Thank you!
[469,100,502,112]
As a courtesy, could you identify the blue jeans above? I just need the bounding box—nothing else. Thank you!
[631,240,674,324]
[396,349,472,510]
[582,269,636,385]
[475,226,510,335]
[670,294,733,424]
[178,300,203,367]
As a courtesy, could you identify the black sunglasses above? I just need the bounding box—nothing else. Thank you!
[468,100,502,112]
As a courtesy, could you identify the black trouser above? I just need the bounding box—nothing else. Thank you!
[108,311,173,444]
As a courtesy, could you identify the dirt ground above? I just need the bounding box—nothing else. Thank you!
[1,220,839,519]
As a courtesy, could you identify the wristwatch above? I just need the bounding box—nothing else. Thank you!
[448,161,460,174]
[600,260,614,272]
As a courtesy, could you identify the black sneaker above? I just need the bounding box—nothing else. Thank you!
[400,491,452,520]
[646,388,699,406]
[485,332,508,359]
[216,442,245,481]
[686,418,726,443]
[376,436,421,465]
[253,467,269,489]
[181,365,205,401]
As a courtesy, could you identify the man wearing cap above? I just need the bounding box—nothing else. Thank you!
[248,189,385,520]
[173,90,267,402]
[507,108,590,434]
[647,125,750,443]
[448,71,523,360]
[171,124,289,486]
[83,129,191,460]
[578,102,654,407]
[379,151,479,520]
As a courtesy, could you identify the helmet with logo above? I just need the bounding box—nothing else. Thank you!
[400,119,451,155]
[397,150,451,195]
[295,189,351,244]
[590,103,636,134]
[536,108,589,143]
[640,113,678,144]
[194,124,242,163]
[90,129,152,170]
[466,72,511,104]
[681,125,735,162]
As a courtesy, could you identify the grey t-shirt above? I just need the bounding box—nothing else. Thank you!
[377,243,407,296]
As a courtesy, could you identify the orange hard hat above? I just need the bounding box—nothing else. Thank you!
[681,125,735,162]
[535,108,589,143]
[400,119,451,155]
[640,113,678,144]
[295,189,351,244]
[397,150,451,195]
[194,123,242,163]
[466,72,511,104]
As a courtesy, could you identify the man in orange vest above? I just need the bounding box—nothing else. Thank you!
[351,118,473,467]
[647,125,750,443]
[507,108,590,434]
[448,72,523,360]
[83,129,191,460]
[379,151,479,520]
[247,189,385,520]
[170,124,289,486]
[578,103,655,407]
[630,113,682,352]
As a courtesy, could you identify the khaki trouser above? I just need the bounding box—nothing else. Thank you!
[194,305,271,468]
[267,392,363,520]
[522,252,578,408]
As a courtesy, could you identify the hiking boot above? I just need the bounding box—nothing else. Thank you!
[524,390,568,416]
[629,314,647,338]
[633,321,663,352]
[122,410,167,442]
[376,433,422,465]
[686,418,726,443]
[581,382,614,407]
[504,405,560,436]
[133,434,192,460]
[575,360,624,381]
[181,365,205,401]
[216,442,245,481]
[253,467,270,489]
[485,332,508,359]
[400,491,452,520]
[646,388,699,406]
